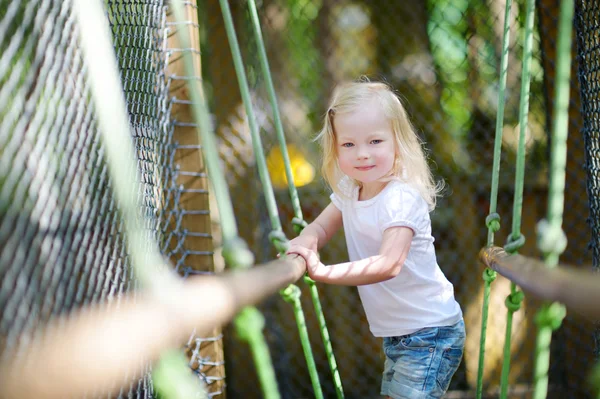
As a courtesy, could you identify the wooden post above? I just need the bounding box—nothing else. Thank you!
[166,1,225,395]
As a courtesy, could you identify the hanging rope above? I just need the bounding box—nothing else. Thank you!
[497,0,535,396]
[245,0,344,397]
[532,0,573,397]
[217,1,325,397]
[476,1,512,397]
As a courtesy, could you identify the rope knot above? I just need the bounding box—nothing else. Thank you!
[280,284,301,304]
[505,233,526,254]
[505,290,525,312]
[222,237,254,269]
[536,219,567,256]
[234,307,265,341]
[535,302,566,331]
[482,268,497,283]
[292,217,308,235]
[303,274,315,286]
[268,230,289,254]
[486,213,501,233]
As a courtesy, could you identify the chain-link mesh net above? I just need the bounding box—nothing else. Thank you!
[575,0,600,373]
[0,0,223,397]
[194,0,597,397]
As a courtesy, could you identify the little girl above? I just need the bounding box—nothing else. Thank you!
[287,80,464,399]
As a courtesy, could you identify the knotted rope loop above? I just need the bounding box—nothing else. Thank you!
[292,217,308,235]
[535,302,566,331]
[505,233,526,254]
[280,284,301,304]
[269,230,289,254]
[536,219,568,256]
[234,307,265,341]
[486,213,501,233]
[505,290,525,313]
[482,267,497,283]
[222,237,254,269]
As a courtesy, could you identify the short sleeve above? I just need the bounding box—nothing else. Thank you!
[330,192,342,210]
[330,175,354,210]
[378,184,427,235]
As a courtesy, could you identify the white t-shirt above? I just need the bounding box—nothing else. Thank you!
[330,177,462,337]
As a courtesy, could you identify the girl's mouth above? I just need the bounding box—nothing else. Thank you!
[356,166,375,171]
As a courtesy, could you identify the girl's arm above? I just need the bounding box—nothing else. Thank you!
[289,226,413,286]
[288,203,343,251]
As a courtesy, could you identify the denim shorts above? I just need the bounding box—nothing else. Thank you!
[380,319,465,399]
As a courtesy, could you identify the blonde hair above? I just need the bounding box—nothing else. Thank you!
[316,80,442,210]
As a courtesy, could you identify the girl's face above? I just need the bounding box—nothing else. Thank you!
[333,99,397,187]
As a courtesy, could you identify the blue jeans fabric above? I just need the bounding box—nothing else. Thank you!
[380,319,465,399]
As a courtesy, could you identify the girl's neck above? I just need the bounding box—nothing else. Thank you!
[358,181,389,201]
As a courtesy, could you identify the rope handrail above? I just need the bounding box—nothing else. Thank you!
[476,0,512,396]
[245,0,343,397]
[497,0,535,395]
[479,247,598,321]
[0,255,307,399]
[217,1,324,397]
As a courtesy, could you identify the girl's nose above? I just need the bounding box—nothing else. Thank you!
[357,148,369,159]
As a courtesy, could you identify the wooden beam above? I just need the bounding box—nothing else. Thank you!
[479,246,600,320]
[0,255,306,399]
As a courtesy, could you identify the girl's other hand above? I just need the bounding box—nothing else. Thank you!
[287,234,318,253]
[287,245,323,278]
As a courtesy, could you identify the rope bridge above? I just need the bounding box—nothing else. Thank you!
[0,0,599,398]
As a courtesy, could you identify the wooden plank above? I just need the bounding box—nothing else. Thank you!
[165,1,225,395]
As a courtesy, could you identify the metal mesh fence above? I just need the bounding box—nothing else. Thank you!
[195,0,597,398]
[0,0,222,397]
[575,0,600,372]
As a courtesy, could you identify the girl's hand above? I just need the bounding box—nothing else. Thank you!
[287,234,318,253]
[287,245,323,279]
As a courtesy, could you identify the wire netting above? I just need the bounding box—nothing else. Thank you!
[0,0,222,397]
[194,0,597,397]
[576,0,600,364]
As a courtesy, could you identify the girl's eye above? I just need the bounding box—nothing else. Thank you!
[371,139,383,144]
[342,143,354,148]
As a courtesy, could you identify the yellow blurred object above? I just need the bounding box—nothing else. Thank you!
[267,144,315,189]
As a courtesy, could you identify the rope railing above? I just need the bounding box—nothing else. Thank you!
[216,0,340,397]
[477,0,573,398]
[476,0,512,396]
[498,0,535,395]
[479,247,599,321]
[244,0,344,397]
[0,254,306,399]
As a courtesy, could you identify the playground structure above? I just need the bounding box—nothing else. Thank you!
[1,0,600,398]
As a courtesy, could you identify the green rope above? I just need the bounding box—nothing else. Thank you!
[217,1,323,397]
[498,0,535,395]
[235,307,282,399]
[153,350,209,399]
[477,267,497,398]
[532,0,573,397]
[280,285,323,399]
[477,1,512,397]
[245,1,343,397]
[168,2,282,398]
[303,275,345,399]
[246,0,304,226]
